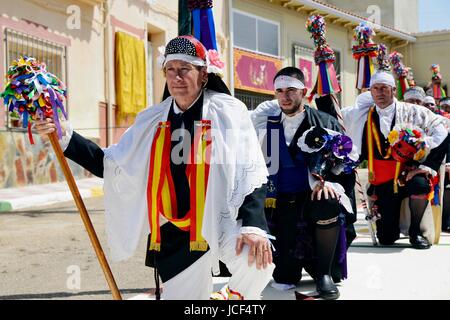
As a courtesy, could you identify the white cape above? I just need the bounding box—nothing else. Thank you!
[102,89,268,263]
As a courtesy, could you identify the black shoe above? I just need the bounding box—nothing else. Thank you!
[316,275,340,300]
[409,234,431,249]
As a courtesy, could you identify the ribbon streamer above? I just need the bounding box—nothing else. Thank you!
[1,56,67,144]
[306,15,341,97]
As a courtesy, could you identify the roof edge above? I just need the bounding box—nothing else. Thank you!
[291,0,416,42]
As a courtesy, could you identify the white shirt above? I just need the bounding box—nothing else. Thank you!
[375,102,396,139]
[281,111,305,146]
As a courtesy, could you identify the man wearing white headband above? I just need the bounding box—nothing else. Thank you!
[34,35,274,300]
[403,87,426,106]
[251,67,357,300]
[423,96,437,111]
[440,97,450,113]
[342,67,450,250]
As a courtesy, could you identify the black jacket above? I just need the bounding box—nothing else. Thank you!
[64,118,268,232]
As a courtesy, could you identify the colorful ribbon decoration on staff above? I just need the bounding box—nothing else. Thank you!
[389,51,410,101]
[0,56,67,144]
[306,15,341,97]
[188,0,217,51]
[352,22,378,90]
[430,64,446,100]
[147,120,212,252]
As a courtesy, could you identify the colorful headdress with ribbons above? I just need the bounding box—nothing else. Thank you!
[389,51,410,100]
[305,15,341,97]
[430,64,446,100]
[187,0,217,51]
[0,56,67,144]
[369,44,396,88]
[157,35,224,76]
[352,22,378,90]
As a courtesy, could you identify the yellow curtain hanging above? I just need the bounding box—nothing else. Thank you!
[115,31,146,125]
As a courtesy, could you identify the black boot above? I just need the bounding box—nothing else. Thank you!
[409,234,431,249]
[408,196,431,250]
[316,275,339,300]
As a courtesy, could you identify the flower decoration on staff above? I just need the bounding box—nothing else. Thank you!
[389,51,410,101]
[406,67,416,87]
[352,22,378,90]
[376,43,391,72]
[305,15,341,97]
[430,64,446,100]
[0,56,67,144]
[299,126,359,184]
[387,127,430,163]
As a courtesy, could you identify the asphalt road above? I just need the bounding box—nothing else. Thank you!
[0,197,154,300]
[1,194,450,300]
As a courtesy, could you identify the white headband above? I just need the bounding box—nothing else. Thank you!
[423,96,436,105]
[404,90,425,102]
[441,98,450,106]
[370,71,396,88]
[274,75,306,90]
[163,54,206,68]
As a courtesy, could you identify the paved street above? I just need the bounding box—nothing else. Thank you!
[0,197,153,300]
[1,195,449,300]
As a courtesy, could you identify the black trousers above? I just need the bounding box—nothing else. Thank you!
[145,223,208,282]
[368,175,431,245]
[268,191,342,285]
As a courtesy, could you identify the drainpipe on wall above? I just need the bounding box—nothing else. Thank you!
[103,0,114,146]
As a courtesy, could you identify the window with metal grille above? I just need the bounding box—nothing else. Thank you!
[4,28,67,129]
[235,89,274,111]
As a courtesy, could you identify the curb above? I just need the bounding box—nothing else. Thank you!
[0,183,104,212]
[0,201,13,212]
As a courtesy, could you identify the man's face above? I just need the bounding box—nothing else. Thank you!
[424,102,436,111]
[165,60,207,104]
[371,83,396,108]
[275,87,307,115]
[405,98,424,106]
[441,103,450,113]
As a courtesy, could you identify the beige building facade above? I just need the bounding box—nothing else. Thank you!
[0,0,448,189]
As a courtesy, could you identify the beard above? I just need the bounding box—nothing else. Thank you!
[280,102,302,115]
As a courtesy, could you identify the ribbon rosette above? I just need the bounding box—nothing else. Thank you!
[331,135,353,159]
[388,126,430,163]
[206,49,225,76]
[299,126,360,180]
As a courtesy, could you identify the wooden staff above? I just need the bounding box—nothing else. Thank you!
[48,131,122,300]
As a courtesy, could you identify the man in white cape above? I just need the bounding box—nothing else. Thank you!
[35,35,274,300]
[342,70,449,249]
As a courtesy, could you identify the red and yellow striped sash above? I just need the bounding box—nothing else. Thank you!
[147,120,212,251]
[367,107,401,193]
